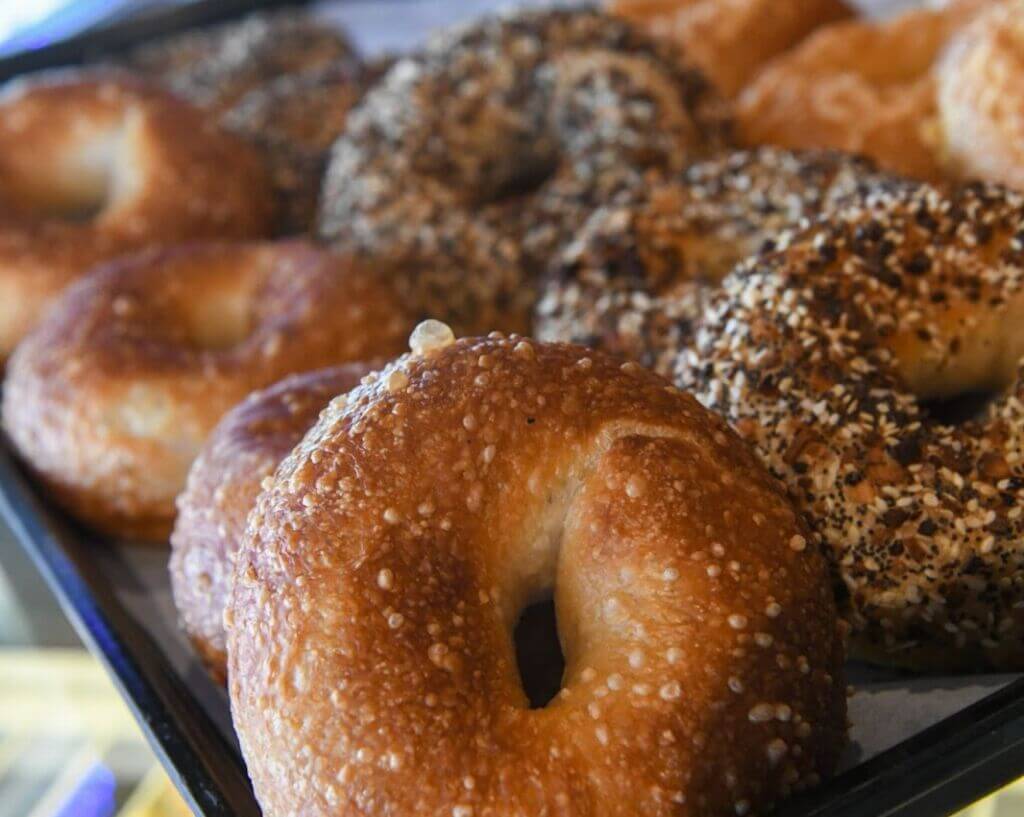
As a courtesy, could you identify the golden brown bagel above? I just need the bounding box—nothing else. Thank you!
[736,0,991,180]
[227,326,847,817]
[608,0,855,96]
[170,363,373,681]
[937,0,1024,190]
[2,242,411,541]
[0,71,275,359]
[677,179,1024,670]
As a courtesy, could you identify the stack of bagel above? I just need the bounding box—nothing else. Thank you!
[3,2,1024,815]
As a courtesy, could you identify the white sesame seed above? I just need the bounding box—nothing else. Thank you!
[766,602,782,618]
[383,508,400,524]
[789,534,807,552]
[377,569,394,590]
[666,647,683,664]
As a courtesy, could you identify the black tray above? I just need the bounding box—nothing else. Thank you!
[3,1,1024,816]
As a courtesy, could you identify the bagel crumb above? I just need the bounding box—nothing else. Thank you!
[409,320,456,356]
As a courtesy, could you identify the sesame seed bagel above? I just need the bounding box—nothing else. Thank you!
[318,8,728,337]
[170,363,374,682]
[735,0,989,181]
[127,9,359,113]
[607,0,854,97]
[536,148,886,377]
[0,71,275,360]
[2,242,411,541]
[227,326,846,817]
[676,179,1024,670]
[937,0,1024,190]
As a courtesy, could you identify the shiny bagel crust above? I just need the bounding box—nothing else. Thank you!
[676,179,1024,670]
[608,0,854,96]
[937,0,1024,190]
[0,71,275,359]
[227,331,846,817]
[170,363,373,681]
[2,242,411,541]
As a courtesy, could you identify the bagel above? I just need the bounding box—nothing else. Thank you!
[735,0,990,181]
[0,72,275,360]
[536,148,885,377]
[318,8,728,337]
[170,363,373,681]
[676,179,1024,670]
[936,0,1024,190]
[607,0,854,96]
[126,9,359,113]
[222,62,369,234]
[2,242,411,541]
[227,325,846,817]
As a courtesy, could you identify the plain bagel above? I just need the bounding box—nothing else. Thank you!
[227,325,847,817]
[2,242,411,540]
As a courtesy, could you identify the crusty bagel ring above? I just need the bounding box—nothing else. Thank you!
[2,242,410,541]
[735,0,989,180]
[536,148,886,376]
[318,8,727,336]
[676,179,1024,670]
[0,71,275,359]
[937,0,1024,190]
[126,9,359,113]
[227,325,847,817]
[608,0,854,96]
[171,363,373,681]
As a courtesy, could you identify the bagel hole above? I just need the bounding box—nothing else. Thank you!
[23,128,126,222]
[183,288,254,351]
[921,390,998,425]
[514,597,565,709]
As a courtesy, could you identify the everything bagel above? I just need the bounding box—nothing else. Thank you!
[227,326,846,816]
[318,8,727,336]
[677,179,1024,670]
[536,148,885,376]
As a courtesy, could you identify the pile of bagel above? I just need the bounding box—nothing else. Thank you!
[2,2,1023,815]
